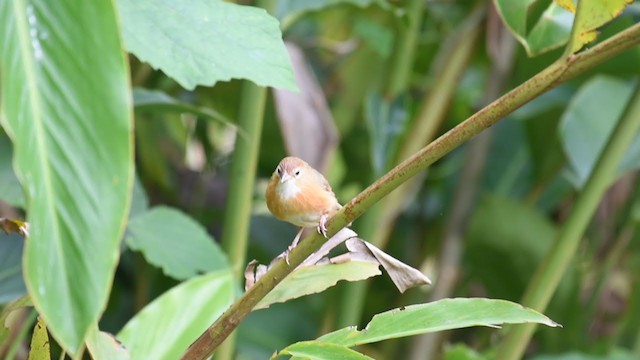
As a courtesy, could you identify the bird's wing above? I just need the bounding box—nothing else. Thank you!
[313,169,333,193]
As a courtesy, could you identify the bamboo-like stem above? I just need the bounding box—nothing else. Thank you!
[180,22,640,360]
[215,82,267,360]
[386,0,424,98]
[496,81,640,359]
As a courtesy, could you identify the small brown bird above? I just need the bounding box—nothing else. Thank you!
[266,156,341,254]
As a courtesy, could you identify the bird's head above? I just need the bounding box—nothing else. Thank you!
[274,156,307,184]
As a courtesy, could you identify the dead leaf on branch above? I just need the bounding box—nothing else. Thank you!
[245,228,431,307]
[0,218,29,237]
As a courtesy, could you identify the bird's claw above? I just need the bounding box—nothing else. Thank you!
[284,246,293,265]
[317,215,329,238]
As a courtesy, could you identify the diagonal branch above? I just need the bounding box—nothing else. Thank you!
[180,22,640,360]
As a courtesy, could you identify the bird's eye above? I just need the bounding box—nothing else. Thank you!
[276,167,282,175]
[294,170,301,176]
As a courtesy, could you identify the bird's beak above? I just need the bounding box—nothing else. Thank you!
[280,172,291,183]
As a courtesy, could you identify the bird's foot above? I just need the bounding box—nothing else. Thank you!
[284,228,305,265]
[317,214,329,238]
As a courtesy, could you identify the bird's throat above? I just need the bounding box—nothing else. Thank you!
[277,180,301,200]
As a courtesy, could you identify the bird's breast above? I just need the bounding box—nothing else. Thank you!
[266,179,340,228]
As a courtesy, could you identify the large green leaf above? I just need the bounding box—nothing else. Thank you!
[126,206,229,280]
[559,76,639,188]
[255,261,382,309]
[495,0,633,56]
[117,0,296,91]
[277,341,374,360]
[567,0,634,54]
[27,317,51,360]
[0,135,24,208]
[86,327,130,360]
[0,0,133,354]
[118,270,234,360]
[317,298,559,347]
[494,0,573,56]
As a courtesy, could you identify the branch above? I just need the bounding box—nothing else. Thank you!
[180,22,640,360]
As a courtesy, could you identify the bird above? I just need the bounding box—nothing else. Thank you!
[266,156,342,260]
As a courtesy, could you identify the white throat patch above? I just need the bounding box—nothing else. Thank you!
[277,180,300,200]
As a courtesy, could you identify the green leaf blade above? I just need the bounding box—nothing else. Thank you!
[0,0,133,354]
[559,76,638,187]
[118,0,297,91]
[118,270,235,360]
[126,206,229,280]
[256,261,382,309]
[280,341,374,360]
[317,298,559,347]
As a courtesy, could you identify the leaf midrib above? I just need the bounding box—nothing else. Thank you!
[12,0,77,346]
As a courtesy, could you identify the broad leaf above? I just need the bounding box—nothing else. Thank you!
[28,317,50,360]
[567,0,634,54]
[0,135,24,208]
[86,328,130,360]
[277,341,374,360]
[495,0,573,56]
[255,261,381,309]
[526,2,573,56]
[118,0,296,90]
[118,270,234,360]
[0,0,133,354]
[365,93,409,177]
[126,206,229,280]
[133,88,234,126]
[316,298,559,347]
[559,76,639,187]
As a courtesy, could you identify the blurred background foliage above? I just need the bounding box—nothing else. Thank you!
[2,0,640,359]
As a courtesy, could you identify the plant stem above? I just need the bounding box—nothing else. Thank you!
[496,81,640,359]
[215,82,266,360]
[180,22,640,360]
[386,0,424,98]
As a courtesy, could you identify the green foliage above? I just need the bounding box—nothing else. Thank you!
[560,76,640,187]
[0,0,132,354]
[256,261,381,310]
[117,0,297,90]
[316,298,558,347]
[126,206,229,280]
[118,270,234,360]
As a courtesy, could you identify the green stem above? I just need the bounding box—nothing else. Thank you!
[180,22,640,360]
[215,82,266,360]
[386,0,424,97]
[496,81,640,359]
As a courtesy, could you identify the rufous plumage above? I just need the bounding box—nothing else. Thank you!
[266,156,341,256]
